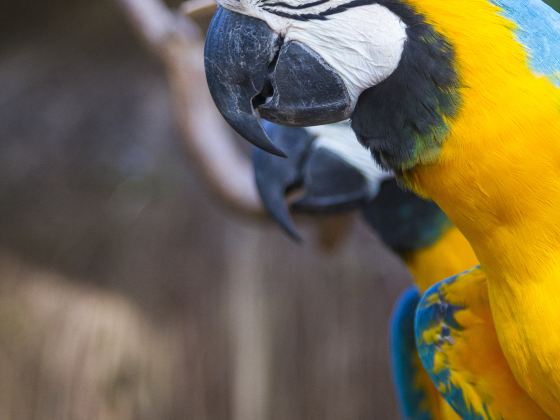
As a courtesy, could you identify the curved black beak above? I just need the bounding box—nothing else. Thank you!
[205,7,352,155]
[252,123,314,240]
[204,7,284,156]
[253,123,370,240]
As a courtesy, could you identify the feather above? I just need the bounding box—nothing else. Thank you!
[416,267,550,419]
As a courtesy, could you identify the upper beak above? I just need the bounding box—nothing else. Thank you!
[204,7,284,156]
[253,123,370,240]
[205,7,352,155]
[252,123,314,240]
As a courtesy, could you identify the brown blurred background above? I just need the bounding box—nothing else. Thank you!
[0,0,417,419]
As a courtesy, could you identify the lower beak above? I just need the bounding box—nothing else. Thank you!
[204,8,352,155]
[252,123,315,240]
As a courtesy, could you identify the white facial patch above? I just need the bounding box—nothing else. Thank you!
[283,5,408,106]
[307,121,393,197]
[216,0,408,107]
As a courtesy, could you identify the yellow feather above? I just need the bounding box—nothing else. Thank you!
[402,0,560,416]
[418,268,550,419]
[405,226,478,293]
[402,227,474,419]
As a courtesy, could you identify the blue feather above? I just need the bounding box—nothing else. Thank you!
[390,288,435,420]
[415,267,491,420]
[491,0,560,85]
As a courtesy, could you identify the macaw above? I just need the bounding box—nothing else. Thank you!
[254,121,549,419]
[204,0,560,417]
[254,121,470,419]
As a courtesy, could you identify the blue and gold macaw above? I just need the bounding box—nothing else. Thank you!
[254,122,549,419]
[253,121,473,419]
[204,0,560,417]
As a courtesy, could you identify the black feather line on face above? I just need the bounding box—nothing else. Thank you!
[351,1,460,171]
[261,0,331,10]
[263,0,379,21]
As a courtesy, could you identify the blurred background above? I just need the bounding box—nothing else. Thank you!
[1,1,558,419]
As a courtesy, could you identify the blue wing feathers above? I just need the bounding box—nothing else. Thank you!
[390,287,434,420]
[415,271,489,420]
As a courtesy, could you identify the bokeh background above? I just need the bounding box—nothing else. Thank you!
[1,1,559,419]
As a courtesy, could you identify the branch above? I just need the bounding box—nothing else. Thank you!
[116,0,264,217]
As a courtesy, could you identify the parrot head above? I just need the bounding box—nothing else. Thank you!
[255,121,450,251]
[205,0,460,169]
[205,0,560,171]
[254,120,391,239]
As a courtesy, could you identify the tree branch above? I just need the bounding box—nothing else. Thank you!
[116,0,264,217]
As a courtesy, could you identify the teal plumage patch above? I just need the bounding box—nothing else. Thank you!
[363,180,452,254]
